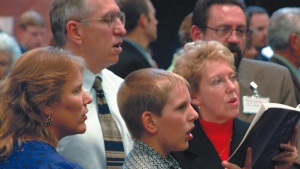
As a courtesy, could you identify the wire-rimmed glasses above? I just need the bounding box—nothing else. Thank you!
[79,11,125,28]
[205,26,252,39]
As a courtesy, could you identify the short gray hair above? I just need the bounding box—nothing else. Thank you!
[50,0,93,47]
[268,7,300,50]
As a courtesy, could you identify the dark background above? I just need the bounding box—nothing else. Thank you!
[150,0,300,69]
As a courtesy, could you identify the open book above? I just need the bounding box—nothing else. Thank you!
[228,103,300,169]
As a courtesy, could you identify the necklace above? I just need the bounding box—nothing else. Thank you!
[218,139,232,156]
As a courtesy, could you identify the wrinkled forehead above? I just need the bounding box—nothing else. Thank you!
[207,4,246,27]
[87,0,120,16]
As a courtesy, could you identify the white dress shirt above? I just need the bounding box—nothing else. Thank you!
[57,69,133,169]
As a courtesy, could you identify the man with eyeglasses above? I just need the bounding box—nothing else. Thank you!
[190,0,296,122]
[171,0,298,168]
[50,0,133,169]
[108,0,159,79]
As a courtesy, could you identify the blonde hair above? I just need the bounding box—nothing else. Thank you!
[118,68,189,139]
[173,40,235,94]
[0,46,85,158]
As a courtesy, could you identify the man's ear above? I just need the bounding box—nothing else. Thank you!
[141,111,157,134]
[139,14,149,28]
[290,33,300,51]
[191,25,203,41]
[66,20,83,45]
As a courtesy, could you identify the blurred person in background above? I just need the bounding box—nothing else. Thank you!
[268,8,300,136]
[244,32,258,59]
[246,6,270,61]
[0,31,21,80]
[168,13,193,72]
[18,10,45,53]
[108,0,159,78]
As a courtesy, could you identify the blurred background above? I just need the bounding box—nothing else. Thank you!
[0,0,299,69]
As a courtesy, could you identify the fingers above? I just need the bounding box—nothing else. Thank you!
[243,147,252,168]
[288,126,298,147]
[221,161,241,169]
[280,144,295,153]
[272,126,298,163]
[272,146,297,162]
[221,148,252,169]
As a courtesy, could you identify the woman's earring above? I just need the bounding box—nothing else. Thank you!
[46,114,52,125]
[46,108,52,125]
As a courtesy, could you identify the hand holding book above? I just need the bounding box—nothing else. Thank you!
[222,148,252,169]
[271,126,298,169]
[228,103,300,169]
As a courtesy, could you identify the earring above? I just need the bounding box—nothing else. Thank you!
[45,107,52,125]
[46,114,52,125]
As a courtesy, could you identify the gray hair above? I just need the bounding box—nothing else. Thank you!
[268,7,300,50]
[0,31,21,62]
[50,0,93,47]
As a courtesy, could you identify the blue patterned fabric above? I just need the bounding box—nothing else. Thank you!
[122,141,181,169]
[0,141,82,169]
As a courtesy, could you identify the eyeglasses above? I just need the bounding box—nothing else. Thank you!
[79,11,126,28]
[204,26,252,39]
[208,74,238,89]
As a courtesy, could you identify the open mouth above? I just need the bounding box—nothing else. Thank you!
[113,41,122,48]
[113,44,121,48]
[228,98,237,103]
[186,126,195,140]
[186,132,193,140]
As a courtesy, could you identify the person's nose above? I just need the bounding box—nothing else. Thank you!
[225,79,238,93]
[83,89,92,105]
[226,30,240,44]
[155,17,158,25]
[114,19,126,36]
[188,104,199,121]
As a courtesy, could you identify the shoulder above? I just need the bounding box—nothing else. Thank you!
[123,151,152,169]
[41,161,83,169]
[102,69,123,83]
[240,58,290,78]
[0,141,82,169]
[241,58,288,71]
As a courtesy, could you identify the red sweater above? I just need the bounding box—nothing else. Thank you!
[200,119,233,161]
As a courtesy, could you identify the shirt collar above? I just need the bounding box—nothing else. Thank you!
[83,69,103,93]
[134,141,180,168]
